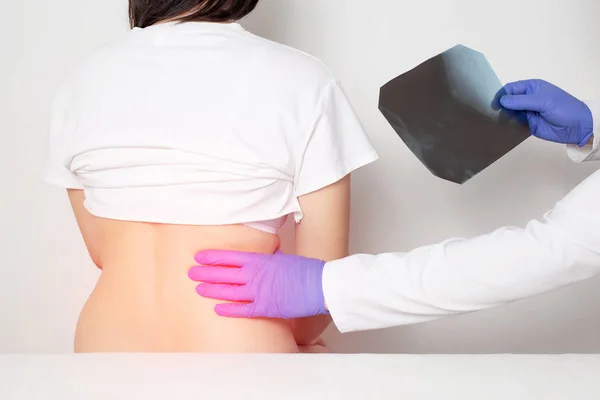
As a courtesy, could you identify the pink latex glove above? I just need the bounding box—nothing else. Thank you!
[188,250,328,319]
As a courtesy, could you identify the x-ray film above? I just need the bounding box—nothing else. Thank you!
[379,44,530,184]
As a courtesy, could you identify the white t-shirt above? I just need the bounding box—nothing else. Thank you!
[44,21,379,230]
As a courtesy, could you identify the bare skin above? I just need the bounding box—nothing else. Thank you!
[72,216,296,352]
[67,176,350,353]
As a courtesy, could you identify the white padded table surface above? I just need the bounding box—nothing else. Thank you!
[2,354,600,399]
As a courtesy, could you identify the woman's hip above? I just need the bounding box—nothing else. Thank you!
[74,274,298,353]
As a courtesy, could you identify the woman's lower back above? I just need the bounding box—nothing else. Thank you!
[74,218,298,353]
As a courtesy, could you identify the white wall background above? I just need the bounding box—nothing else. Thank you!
[2,0,600,353]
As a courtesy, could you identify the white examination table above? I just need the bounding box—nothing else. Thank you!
[1,354,600,399]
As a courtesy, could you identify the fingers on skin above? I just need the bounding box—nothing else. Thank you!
[196,283,255,302]
[188,265,248,284]
[214,303,254,318]
[194,250,256,267]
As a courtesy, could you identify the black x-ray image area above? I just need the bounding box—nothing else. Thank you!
[379,44,531,184]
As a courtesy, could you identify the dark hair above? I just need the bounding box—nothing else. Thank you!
[129,0,259,29]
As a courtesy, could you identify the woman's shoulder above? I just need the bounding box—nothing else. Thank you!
[55,31,136,89]
[241,31,337,94]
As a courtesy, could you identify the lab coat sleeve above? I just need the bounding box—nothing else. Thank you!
[322,169,600,333]
[566,100,600,162]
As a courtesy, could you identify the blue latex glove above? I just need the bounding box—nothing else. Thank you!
[189,250,328,319]
[500,79,593,147]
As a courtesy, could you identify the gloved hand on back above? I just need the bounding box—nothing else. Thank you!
[189,250,328,319]
[500,79,594,147]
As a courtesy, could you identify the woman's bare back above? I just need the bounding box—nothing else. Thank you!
[74,218,299,353]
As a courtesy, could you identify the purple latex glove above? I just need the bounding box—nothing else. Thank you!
[188,250,328,319]
[500,79,594,147]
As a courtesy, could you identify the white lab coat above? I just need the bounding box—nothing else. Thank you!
[323,101,600,333]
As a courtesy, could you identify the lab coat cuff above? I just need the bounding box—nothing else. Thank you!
[566,101,600,163]
[322,259,356,334]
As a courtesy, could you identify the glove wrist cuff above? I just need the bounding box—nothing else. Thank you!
[313,260,329,315]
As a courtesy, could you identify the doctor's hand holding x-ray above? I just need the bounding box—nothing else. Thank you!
[188,79,600,334]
